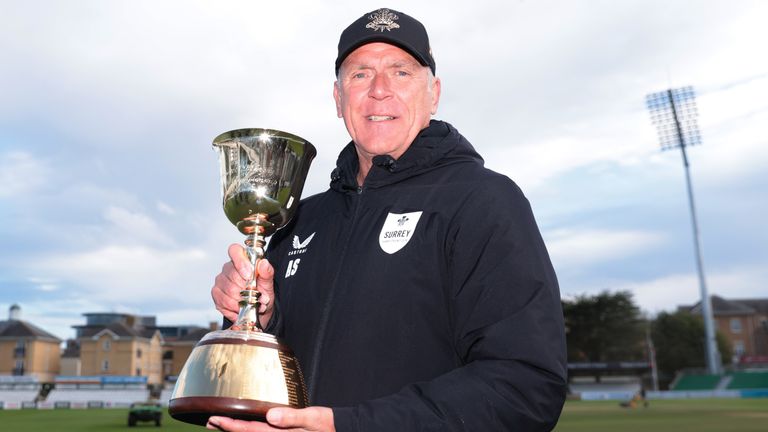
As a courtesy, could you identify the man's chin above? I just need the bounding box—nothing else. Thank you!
[354,138,407,158]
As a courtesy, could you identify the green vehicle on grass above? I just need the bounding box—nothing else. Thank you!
[128,401,162,427]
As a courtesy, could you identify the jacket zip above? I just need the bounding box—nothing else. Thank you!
[306,184,365,400]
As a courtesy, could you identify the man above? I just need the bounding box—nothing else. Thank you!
[209,8,567,432]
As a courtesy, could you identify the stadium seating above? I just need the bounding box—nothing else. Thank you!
[0,389,40,406]
[569,382,641,393]
[726,371,768,390]
[671,374,721,390]
[568,376,642,400]
[45,388,150,407]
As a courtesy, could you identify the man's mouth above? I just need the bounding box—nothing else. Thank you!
[367,115,396,121]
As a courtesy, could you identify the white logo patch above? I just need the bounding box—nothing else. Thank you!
[289,232,315,256]
[379,211,422,254]
[292,233,315,249]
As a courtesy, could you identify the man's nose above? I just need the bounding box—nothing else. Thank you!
[368,73,392,99]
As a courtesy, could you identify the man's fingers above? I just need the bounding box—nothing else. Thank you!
[205,408,334,431]
[207,416,275,431]
[221,261,247,286]
[255,259,275,313]
[228,243,254,280]
[266,408,292,426]
[218,247,277,327]
[256,258,275,280]
[212,269,242,322]
[216,265,244,297]
[266,407,334,431]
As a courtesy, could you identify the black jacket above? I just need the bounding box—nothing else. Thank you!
[266,120,567,431]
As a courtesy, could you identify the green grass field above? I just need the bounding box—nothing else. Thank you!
[554,398,768,432]
[0,399,766,431]
[0,408,201,431]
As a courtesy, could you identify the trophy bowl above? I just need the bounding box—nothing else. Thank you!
[168,128,316,425]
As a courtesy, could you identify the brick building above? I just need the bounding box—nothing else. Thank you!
[681,295,768,362]
[0,305,61,382]
[72,313,164,384]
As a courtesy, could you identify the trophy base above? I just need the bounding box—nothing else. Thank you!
[167,330,309,426]
[169,396,290,426]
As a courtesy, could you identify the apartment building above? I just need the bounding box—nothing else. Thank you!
[682,295,768,361]
[0,305,61,382]
[73,313,164,385]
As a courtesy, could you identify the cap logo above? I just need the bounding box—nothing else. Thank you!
[366,8,400,32]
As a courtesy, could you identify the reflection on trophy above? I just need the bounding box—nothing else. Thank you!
[168,128,316,426]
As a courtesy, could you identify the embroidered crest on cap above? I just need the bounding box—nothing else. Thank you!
[379,211,422,254]
[366,8,400,32]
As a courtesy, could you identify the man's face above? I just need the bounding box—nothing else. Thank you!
[334,42,441,161]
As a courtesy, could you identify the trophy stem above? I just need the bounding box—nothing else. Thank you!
[235,231,267,332]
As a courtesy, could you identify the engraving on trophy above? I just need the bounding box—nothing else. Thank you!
[168,129,315,426]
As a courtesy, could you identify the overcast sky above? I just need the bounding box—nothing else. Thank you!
[1,0,767,342]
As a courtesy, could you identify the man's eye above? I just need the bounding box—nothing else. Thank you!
[352,72,367,79]
[395,70,410,77]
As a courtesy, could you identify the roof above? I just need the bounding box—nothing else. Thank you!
[0,320,62,342]
[61,340,81,358]
[163,327,210,346]
[711,296,755,315]
[733,299,768,315]
[178,327,209,342]
[78,321,161,341]
[152,324,211,339]
[685,295,768,316]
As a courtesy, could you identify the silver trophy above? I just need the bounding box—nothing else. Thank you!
[169,128,316,426]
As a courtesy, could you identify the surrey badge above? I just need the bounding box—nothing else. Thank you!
[378,211,422,254]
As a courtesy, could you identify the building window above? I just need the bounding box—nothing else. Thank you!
[136,368,142,376]
[103,339,111,351]
[730,318,742,333]
[734,340,745,356]
[136,348,142,358]
[14,340,25,358]
[102,360,109,371]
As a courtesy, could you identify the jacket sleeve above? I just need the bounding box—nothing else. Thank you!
[332,176,567,431]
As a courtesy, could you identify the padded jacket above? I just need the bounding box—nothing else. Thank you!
[261,120,566,431]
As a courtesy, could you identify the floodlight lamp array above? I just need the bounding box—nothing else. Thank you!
[646,86,702,151]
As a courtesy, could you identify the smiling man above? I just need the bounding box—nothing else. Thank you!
[209,8,567,432]
[334,40,440,185]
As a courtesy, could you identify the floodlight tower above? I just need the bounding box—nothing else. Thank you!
[646,86,721,375]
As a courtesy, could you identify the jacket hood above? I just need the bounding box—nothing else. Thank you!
[330,120,484,192]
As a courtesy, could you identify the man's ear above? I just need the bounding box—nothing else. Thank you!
[333,81,343,118]
[430,77,442,115]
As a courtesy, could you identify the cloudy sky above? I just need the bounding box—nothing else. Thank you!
[1,0,766,342]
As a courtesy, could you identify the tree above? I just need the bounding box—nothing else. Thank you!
[651,310,732,383]
[562,290,646,363]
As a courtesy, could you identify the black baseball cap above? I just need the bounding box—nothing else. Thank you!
[335,8,436,76]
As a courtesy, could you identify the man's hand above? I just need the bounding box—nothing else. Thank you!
[206,407,335,432]
[211,244,276,329]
